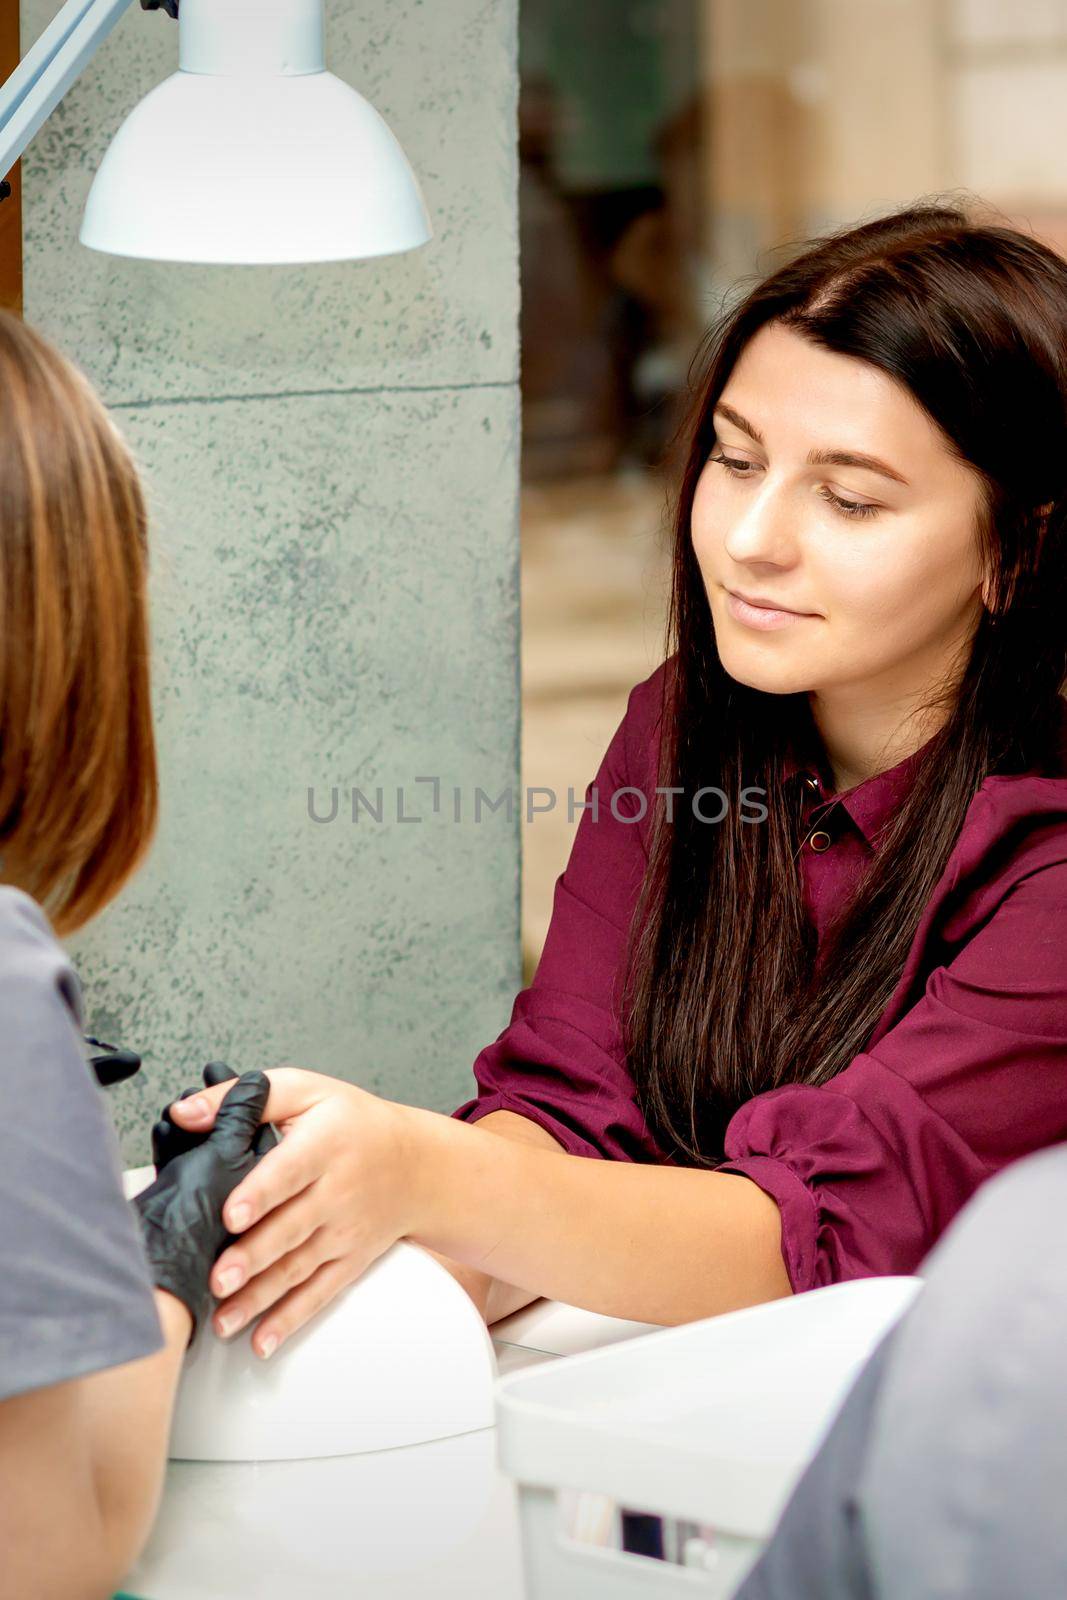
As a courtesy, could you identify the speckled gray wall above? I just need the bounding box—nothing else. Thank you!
[21,0,521,1162]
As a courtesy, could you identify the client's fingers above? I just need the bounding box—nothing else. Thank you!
[213,1235,328,1342]
[249,1256,358,1359]
[212,1187,321,1299]
[169,1066,325,1133]
[198,1063,278,1156]
[150,1088,206,1170]
[218,1120,318,1235]
[152,1060,242,1170]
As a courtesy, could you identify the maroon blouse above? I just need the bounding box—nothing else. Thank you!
[451,658,1067,1293]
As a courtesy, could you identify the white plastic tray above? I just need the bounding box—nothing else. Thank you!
[495,1276,923,1599]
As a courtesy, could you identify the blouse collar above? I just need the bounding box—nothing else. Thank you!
[781,738,930,849]
[781,697,1067,850]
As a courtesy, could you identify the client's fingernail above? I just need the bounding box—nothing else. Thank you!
[215,1267,243,1295]
[258,1334,279,1360]
[216,1309,245,1338]
[227,1203,250,1231]
[182,1097,209,1120]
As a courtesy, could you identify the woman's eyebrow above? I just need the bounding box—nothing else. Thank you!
[712,402,910,487]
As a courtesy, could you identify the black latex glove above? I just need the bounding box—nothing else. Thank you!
[133,1069,270,1339]
[151,1060,278,1171]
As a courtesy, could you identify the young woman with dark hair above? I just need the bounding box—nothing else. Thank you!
[169,199,1067,1357]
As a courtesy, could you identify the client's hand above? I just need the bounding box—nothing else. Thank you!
[166,1068,417,1359]
[134,1070,271,1341]
[151,1061,277,1171]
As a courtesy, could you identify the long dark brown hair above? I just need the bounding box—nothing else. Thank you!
[620,200,1067,1167]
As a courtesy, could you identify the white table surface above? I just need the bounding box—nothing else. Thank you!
[118,1266,659,1599]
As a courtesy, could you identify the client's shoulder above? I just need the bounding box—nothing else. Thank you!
[623,654,675,750]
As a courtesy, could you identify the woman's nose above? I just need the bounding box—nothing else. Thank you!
[721,477,798,565]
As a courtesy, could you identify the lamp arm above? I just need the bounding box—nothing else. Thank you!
[0,0,178,188]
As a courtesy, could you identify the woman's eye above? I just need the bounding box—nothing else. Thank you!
[708,452,879,521]
[708,451,756,477]
[817,486,879,520]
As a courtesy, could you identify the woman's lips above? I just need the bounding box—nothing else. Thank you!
[725,589,818,631]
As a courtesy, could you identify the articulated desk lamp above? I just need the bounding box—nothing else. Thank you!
[0,0,432,263]
[1,1,509,1464]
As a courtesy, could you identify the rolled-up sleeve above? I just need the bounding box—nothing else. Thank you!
[718,860,1067,1293]
[451,666,673,1164]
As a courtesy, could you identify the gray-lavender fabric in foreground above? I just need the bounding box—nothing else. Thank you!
[0,887,162,1402]
[735,1140,1067,1599]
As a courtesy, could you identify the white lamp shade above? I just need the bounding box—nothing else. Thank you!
[79,67,433,265]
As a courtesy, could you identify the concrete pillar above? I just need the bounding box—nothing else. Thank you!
[21,0,520,1160]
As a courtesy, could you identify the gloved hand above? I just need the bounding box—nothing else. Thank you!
[151,1060,278,1171]
[133,1069,271,1340]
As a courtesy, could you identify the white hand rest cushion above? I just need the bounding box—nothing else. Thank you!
[123,1166,498,1462]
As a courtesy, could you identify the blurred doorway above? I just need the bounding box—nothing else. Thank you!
[518,0,1067,977]
[518,0,701,974]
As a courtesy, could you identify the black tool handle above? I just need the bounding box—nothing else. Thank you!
[86,1035,142,1088]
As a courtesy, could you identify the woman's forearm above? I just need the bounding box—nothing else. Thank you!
[406,1109,793,1326]
[417,1247,543,1326]
[0,1290,191,1600]
[415,1108,569,1325]
[81,1290,191,1586]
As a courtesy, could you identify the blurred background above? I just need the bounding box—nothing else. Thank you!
[5,3,1065,990]
[518,0,1067,978]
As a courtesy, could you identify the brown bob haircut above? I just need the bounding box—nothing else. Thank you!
[0,309,157,935]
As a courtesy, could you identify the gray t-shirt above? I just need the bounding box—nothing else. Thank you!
[0,886,163,1402]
